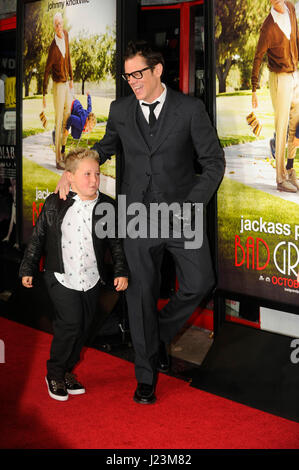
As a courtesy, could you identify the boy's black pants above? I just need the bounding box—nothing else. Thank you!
[44,271,99,380]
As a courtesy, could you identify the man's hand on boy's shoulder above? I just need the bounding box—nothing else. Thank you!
[55,171,70,200]
[114,277,128,291]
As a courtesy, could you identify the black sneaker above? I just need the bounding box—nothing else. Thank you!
[45,376,68,401]
[64,372,86,395]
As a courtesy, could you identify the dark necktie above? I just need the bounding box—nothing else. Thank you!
[142,101,160,127]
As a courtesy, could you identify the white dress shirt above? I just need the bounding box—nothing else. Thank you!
[271,5,291,40]
[139,83,167,123]
[54,193,99,291]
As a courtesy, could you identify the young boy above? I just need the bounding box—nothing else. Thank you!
[19,148,129,401]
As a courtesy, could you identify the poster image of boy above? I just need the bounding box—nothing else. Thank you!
[43,11,73,170]
[64,92,97,142]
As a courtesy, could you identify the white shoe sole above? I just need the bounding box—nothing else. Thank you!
[67,388,86,395]
[45,377,69,401]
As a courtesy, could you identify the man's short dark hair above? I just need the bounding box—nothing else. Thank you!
[124,40,165,70]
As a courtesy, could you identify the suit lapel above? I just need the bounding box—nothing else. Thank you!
[125,88,182,155]
[126,96,150,151]
[151,88,182,155]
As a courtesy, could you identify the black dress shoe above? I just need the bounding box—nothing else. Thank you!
[134,383,156,404]
[158,341,170,372]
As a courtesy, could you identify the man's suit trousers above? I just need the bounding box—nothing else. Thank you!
[123,217,215,385]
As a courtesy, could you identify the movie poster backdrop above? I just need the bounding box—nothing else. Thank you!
[22,0,116,243]
[216,0,299,308]
[0,28,16,247]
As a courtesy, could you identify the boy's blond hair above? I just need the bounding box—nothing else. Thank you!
[64,147,100,173]
[87,112,97,128]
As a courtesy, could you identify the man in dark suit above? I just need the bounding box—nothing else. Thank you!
[57,41,225,404]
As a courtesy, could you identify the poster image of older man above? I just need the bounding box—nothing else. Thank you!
[252,0,299,193]
[43,11,73,170]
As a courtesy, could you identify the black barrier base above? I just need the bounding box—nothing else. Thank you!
[190,322,299,423]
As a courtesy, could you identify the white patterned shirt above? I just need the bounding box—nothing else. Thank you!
[54,193,99,291]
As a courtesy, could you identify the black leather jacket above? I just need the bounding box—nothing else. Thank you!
[19,191,129,286]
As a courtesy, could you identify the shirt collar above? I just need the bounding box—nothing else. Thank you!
[140,83,167,107]
[271,4,291,39]
[55,32,65,43]
[71,190,99,203]
[271,4,289,22]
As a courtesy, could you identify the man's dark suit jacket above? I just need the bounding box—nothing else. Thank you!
[92,87,225,207]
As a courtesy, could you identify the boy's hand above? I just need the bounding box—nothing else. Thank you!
[54,171,70,200]
[114,277,128,291]
[22,276,33,288]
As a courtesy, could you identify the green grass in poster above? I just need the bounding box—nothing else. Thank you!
[218,177,299,275]
[217,89,275,141]
[217,90,299,169]
[22,158,60,223]
[217,89,299,276]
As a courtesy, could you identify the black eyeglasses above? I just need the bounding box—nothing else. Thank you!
[122,66,152,81]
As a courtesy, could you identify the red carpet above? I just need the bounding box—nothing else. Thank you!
[0,316,299,450]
